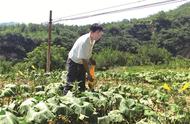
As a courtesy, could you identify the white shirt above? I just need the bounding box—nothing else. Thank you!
[68,33,95,64]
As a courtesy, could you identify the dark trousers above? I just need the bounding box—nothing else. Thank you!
[63,58,86,95]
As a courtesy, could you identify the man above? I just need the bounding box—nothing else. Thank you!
[63,23,103,95]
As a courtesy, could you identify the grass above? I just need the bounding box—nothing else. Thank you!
[106,65,190,73]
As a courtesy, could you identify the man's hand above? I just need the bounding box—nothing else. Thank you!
[89,58,96,65]
[87,74,94,82]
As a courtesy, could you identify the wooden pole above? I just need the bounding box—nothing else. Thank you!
[46,10,52,72]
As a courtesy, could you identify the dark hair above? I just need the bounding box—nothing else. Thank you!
[90,23,103,32]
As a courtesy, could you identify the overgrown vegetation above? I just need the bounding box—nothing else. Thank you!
[0,66,190,123]
[1,3,190,124]
[0,3,190,71]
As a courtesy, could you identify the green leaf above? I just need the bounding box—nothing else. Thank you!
[80,102,95,116]
[45,83,63,96]
[50,103,74,116]
[0,109,19,124]
[4,84,17,93]
[0,108,6,115]
[98,116,110,124]
[1,88,15,97]
[144,108,156,117]
[70,103,81,116]
[108,110,124,123]
[35,85,45,92]
[35,91,45,96]
[19,98,37,115]
[25,108,54,124]
[34,101,48,111]
[169,104,181,113]
[20,84,30,92]
[46,96,62,105]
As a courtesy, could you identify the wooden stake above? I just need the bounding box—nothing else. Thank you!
[46,10,52,72]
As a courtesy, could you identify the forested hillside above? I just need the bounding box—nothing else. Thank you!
[0,2,190,70]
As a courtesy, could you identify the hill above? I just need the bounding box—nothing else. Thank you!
[0,22,18,26]
[0,2,190,61]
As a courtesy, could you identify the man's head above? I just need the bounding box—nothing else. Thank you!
[90,23,103,41]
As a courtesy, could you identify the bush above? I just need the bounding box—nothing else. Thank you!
[26,43,67,71]
[93,45,172,70]
[13,60,32,72]
[93,48,127,70]
[0,59,13,74]
[167,56,190,68]
[136,44,172,65]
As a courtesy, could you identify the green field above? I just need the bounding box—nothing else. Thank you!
[0,66,190,124]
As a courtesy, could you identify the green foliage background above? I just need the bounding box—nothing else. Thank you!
[0,3,190,71]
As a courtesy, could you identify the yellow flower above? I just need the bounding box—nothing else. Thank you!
[18,70,24,76]
[179,82,190,93]
[163,83,171,92]
[31,65,36,70]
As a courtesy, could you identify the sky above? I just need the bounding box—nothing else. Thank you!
[1,0,190,25]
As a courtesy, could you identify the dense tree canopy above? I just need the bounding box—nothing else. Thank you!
[0,2,190,70]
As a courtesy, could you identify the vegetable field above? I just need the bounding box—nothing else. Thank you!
[0,66,190,124]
